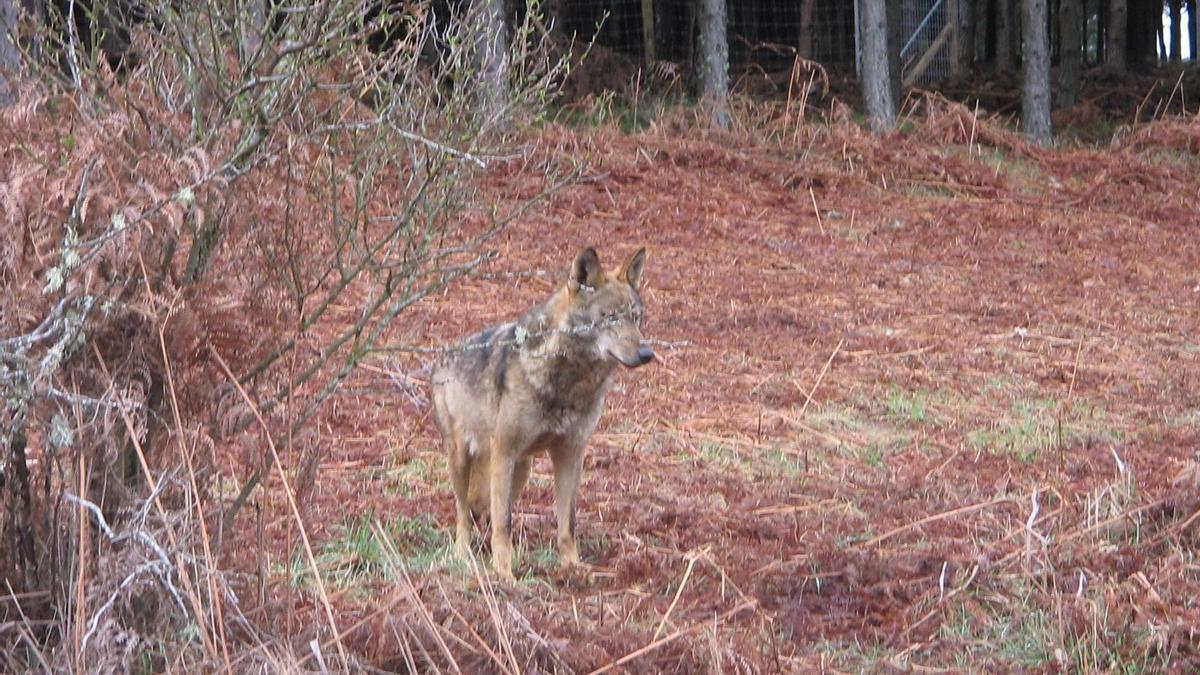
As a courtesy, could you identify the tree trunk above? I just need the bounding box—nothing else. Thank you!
[1189,0,1198,61]
[1023,0,1052,142]
[1131,0,1161,65]
[985,0,996,62]
[886,0,902,104]
[697,0,729,130]
[473,0,510,126]
[1170,0,1182,60]
[963,0,979,68]
[1107,0,1127,69]
[950,0,964,76]
[798,0,815,59]
[997,0,1018,71]
[1058,0,1083,106]
[859,0,895,132]
[641,0,655,62]
[1,0,19,104]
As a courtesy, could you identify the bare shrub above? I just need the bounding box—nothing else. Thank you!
[1,1,569,669]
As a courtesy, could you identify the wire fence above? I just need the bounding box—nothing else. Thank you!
[553,0,971,97]
[556,0,858,79]
[899,0,954,86]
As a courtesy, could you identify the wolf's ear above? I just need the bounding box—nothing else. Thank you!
[569,247,602,292]
[619,247,646,288]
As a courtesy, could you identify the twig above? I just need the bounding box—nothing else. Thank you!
[1162,69,1186,120]
[468,555,518,675]
[796,339,843,419]
[1066,336,1083,402]
[3,580,52,673]
[770,410,849,450]
[62,492,116,541]
[587,600,756,675]
[377,522,464,674]
[862,496,1013,548]
[968,98,979,157]
[387,121,488,168]
[154,290,233,671]
[210,347,349,667]
[1133,79,1159,126]
[808,186,827,236]
[1024,488,1048,557]
[63,491,186,615]
[15,624,53,674]
[1147,503,1200,548]
[653,551,702,641]
[901,564,980,638]
[80,562,165,654]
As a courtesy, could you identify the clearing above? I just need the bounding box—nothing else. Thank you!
[225,107,1200,672]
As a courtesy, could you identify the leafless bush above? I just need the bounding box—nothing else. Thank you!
[1,0,570,668]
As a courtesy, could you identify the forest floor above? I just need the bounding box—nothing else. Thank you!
[223,100,1200,672]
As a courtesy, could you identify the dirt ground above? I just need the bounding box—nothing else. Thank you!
[224,105,1200,672]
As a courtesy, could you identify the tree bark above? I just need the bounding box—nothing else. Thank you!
[1170,0,1182,61]
[950,0,963,76]
[697,0,729,130]
[1022,0,1052,142]
[798,0,815,59]
[473,0,510,126]
[1107,0,1127,69]
[886,0,902,104]
[0,0,19,104]
[963,0,978,70]
[997,0,1018,71]
[1058,0,1083,106]
[1189,0,1198,61]
[859,0,895,133]
[1131,0,1161,65]
[641,0,655,62]
[983,0,996,62]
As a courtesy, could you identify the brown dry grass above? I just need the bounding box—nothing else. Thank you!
[5,46,1200,668]
[211,104,1200,671]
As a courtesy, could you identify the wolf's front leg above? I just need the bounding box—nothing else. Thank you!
[488,445,518,583]
[551,445,585,567]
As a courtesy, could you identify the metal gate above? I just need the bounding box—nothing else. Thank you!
[855,0,961,86]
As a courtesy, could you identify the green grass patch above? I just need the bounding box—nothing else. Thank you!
[884,387,931,425]
[284,512,453,592]
[940,581,1172,672]
[372,453,446,497]
[763,444,804,477]
[803,397,916,469]
[965,389,1122,462]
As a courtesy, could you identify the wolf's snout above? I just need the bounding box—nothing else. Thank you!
[609,344,655,368]
[636,346,655,365]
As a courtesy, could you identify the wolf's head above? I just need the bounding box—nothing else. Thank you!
[561,246,654,369]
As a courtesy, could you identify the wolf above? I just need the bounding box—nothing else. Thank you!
[430,246,654,582]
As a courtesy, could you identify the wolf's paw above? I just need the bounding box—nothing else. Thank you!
[557,537,582,567]
[453,543,472,563]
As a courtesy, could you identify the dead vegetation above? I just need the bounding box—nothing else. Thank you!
[303,102,1200,671]
[3,6,1200,671]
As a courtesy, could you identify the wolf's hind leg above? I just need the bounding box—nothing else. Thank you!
[448,436,474,560]
[512,458,532,501]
